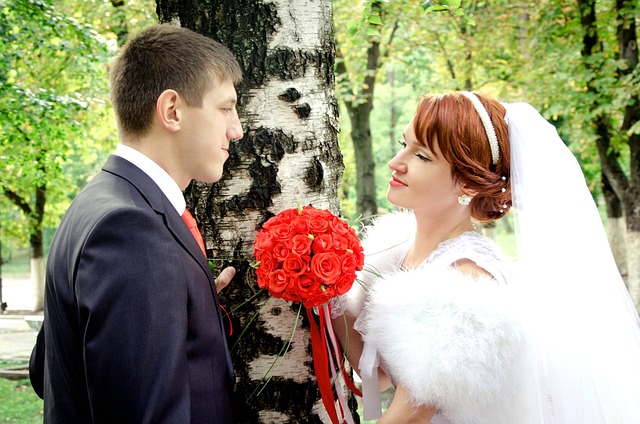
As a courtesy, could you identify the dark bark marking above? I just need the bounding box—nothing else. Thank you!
[266,48,334,83]
[304,156,324,191]
[294,103,311,119]
[278,87,302,102]
[157,0,281,100]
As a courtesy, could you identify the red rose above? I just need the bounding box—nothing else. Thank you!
[291,234,312,256]
[351,246,365,270]
[307,215,329,234]
[256,268,269,290]
[341,253,357,275]
[282,288,302,303]
[310,252,342,285]
[262,209,296,229]
[300,205,323,217]
[328,217,350,237]
[312,234,333,253]
[333,272,356,296]
[272,241,291,261]
[269,222,295,241]
[282,253,310,277]
[267,269,289,293]
[291,215,310,234]
[254,231,274,254]
[303,289,332,308]
[330,233,349,251]
[294,273,321,297]
[257,250,277,273]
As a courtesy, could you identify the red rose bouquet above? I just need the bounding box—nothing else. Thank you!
[253,205,364,307]
[253,205,364,423]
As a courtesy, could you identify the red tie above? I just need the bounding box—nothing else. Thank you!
[182,210,232,336]
[181,209,206,257]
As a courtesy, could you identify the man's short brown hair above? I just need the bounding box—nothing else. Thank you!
[110,24,242,138]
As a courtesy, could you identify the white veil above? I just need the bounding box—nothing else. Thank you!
[506,102,640,422]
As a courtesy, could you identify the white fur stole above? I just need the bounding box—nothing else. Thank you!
[344,211,414,318]
[360,266,529,424]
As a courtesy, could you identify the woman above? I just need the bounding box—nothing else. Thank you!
[332,92,640,423]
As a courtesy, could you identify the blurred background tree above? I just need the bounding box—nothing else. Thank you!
[0,0,156,310]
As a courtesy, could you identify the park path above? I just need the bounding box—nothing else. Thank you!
[0,275,39,360]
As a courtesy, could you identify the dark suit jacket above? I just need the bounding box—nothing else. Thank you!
[30,155,234,423]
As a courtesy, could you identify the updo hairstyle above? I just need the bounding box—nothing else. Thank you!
[413,92,511,222]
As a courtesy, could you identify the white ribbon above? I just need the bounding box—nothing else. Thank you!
[359,340,382,420]
[323,304,356,424]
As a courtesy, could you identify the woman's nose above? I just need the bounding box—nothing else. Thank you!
[388,152,406,172]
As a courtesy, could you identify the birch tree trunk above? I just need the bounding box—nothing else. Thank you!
[157,1,357,422]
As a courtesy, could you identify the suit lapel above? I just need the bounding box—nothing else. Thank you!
[101,155,214,288]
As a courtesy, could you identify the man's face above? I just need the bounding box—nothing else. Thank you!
[177,78,243,185]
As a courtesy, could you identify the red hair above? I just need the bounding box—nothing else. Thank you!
[413,92,511,222]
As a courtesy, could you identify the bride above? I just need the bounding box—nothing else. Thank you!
[332,91,640,423]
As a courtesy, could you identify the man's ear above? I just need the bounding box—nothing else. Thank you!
[156,89,182,132]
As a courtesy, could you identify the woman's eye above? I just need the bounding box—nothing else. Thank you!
[415,153,431,162]
[397,139,407,149]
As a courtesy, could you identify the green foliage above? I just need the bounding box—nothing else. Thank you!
[0,0,156,253]
[0,360,43,423]
[0,0,111,247]
[511,0,635,202]
[334,0,637,222]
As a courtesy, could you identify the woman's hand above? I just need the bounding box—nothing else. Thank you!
[214,266,235,293]
[378,384,437,424]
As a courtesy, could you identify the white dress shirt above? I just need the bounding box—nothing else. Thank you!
[114,144,186,215]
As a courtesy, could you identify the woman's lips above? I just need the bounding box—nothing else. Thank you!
[389,176,407,187]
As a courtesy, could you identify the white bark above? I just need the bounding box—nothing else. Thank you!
[248,297,310,383]
[30,256,45,311]
[211,0,341,255]
[249,298,338,424]
[607,216,627,277]
[210,1,346,422]
[626,230,640,311]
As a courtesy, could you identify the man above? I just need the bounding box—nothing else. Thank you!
[29,24,242,423]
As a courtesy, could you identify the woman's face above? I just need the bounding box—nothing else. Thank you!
[387,119,463,216]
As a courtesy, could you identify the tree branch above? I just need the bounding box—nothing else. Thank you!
[3,188,32,216]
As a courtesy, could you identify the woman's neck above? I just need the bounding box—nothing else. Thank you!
[403,212,475,269]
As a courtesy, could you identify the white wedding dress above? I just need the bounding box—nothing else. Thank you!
[342,101,640,423]
[345,212,533,424]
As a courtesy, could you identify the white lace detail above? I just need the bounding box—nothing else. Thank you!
[409,231,511,285]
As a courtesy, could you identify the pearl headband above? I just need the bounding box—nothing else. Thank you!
[459,91,499,165]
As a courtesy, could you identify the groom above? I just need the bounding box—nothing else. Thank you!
[29,25,242,423]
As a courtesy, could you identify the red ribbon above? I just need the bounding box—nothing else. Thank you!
[329,325,362,397]
[306,304,363,424]
[307,306,341,424]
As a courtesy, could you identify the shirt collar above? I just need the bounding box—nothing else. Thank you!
[114,144,186,215]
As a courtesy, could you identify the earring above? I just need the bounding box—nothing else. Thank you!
[458,194,472,206]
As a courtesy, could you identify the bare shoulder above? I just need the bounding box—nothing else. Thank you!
[452,258,495,281]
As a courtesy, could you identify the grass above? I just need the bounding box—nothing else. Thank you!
[0,360,43,423]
